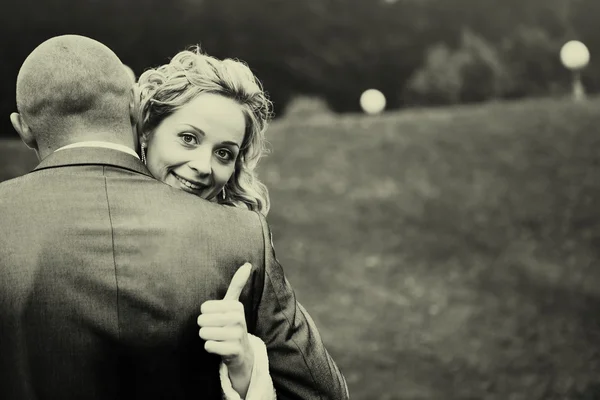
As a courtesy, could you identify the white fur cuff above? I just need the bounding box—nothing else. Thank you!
[220,333,276,400]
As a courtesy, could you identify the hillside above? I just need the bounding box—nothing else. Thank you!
[2,97,600,399]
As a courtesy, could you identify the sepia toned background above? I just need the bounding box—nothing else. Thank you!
[1,1,600,399]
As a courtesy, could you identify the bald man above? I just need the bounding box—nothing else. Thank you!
[0,36,348,400]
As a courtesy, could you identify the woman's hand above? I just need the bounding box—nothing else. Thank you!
[198,263,254,398]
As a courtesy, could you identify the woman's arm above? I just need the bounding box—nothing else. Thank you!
[198,263,276,399]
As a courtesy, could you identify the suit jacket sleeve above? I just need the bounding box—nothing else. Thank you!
[251,213,349,400]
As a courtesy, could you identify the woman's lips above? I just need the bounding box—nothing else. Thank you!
[172,172,206,191]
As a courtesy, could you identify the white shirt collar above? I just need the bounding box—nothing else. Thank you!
[54,141,140,159]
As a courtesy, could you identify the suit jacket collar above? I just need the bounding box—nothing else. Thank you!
[33,147,154,178]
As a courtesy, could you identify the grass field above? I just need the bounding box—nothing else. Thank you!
[2,97,600,399]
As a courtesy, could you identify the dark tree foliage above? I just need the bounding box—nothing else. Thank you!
[0,0,597,137]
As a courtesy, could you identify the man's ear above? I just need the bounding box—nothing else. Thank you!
[128,87,142,149]
[129,86,139,125]
[10,112,37,151]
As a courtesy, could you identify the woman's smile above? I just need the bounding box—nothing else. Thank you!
[171,172,207,193]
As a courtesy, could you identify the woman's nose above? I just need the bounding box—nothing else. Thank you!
[187,149,212,176]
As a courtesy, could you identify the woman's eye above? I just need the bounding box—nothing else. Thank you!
[216,149,233,161]
[181,133,197,145]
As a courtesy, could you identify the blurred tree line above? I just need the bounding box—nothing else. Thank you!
[1,0,599,137]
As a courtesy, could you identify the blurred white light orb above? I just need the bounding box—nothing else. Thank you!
[560,41,590,70]
[360,89,386,115]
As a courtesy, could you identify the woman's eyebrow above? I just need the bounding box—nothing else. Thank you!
[221,141,240,148]
[180,124,205,136]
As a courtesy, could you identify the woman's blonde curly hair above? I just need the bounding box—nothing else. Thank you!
[135,46,273,215]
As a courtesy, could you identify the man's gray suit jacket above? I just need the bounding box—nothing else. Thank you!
[0,147,348,400]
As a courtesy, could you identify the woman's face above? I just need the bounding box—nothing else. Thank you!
[144,93,246,200]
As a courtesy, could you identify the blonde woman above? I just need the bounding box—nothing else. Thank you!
[135,47,348,400]
[135,48,275,399]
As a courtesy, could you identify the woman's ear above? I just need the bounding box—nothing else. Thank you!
[10,112,37,151]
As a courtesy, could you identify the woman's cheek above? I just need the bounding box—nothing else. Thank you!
[218,165,236,187]
[147,150,170,182]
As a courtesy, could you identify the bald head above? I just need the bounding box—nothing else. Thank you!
[14,35,135,153]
